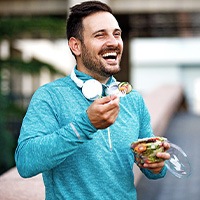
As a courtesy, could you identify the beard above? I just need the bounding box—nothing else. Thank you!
[81,43,121,78]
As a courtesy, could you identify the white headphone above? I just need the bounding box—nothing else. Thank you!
[70,69,126,100]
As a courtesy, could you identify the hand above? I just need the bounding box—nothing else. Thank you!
[87,95,120,129]
[142,142,171,174]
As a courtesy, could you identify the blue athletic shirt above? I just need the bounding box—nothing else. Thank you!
[15,68,167,200]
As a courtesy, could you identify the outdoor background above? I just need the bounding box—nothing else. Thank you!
[0,0,200,181]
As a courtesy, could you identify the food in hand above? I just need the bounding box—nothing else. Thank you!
[131,137,167,165]
[118,82,132,94]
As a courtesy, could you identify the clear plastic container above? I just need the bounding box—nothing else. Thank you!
[131,137,191,178]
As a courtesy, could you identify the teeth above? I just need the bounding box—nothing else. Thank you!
[102,52,117,58]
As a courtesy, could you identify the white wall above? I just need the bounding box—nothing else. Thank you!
[131,64,181,92]
[130,37,200,114]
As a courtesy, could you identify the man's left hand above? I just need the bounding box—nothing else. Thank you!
[142,142,170,174]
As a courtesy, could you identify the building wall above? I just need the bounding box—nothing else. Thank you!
[1,0,200,16]
[0,0,67,16]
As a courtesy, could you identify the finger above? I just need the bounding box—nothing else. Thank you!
[96,95,118,104]
[107,98,120,110]
[87,96,119,129]
[156,152,170,160]
[143,161,165,169]
[163,142,170,150]
[99,96,120,113]
[109,94,119,101]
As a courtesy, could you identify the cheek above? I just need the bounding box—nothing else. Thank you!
[91,43,102,54]
[119,40,123,51]
[85,43,100,56]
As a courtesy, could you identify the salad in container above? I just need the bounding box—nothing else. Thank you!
[131,137,167,165]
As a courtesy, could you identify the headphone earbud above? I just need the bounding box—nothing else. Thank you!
[82,79,102,100]
[71,69,102,100]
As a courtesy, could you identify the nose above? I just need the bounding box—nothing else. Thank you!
[106,34,119,47]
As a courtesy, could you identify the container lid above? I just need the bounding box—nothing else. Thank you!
[165,142,191,178]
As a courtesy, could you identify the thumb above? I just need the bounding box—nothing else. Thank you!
[96,95,118,104]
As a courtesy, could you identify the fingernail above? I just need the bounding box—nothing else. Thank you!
[157,152,161,157]
[143,163,148,167]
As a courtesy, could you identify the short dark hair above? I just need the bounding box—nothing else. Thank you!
[66,1,113,42]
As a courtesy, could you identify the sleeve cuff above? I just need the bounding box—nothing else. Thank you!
[141,165,167,180]
[73,111,98,139]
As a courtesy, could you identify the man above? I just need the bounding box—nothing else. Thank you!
[15,1,170,199]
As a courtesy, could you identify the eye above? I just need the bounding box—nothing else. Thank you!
[95,32,105,38]
[114,31,122,38]
[95,34,103,38]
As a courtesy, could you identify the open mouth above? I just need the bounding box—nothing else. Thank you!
[102,52,117,60]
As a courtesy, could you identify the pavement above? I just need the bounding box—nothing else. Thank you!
[136,111,200,200]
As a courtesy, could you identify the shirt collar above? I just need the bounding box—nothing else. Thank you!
[74,66,116,87]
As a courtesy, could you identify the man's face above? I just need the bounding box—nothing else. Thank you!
[79,11,123,80]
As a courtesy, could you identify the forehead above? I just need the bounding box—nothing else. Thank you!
[82,12,120,35]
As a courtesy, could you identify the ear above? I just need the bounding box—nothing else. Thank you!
[68,37,81,56]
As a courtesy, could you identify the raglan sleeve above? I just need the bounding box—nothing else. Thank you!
[15,86,97,178]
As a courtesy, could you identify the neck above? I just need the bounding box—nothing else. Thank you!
[76,65,110,84]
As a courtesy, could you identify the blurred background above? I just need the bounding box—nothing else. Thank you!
[0,0,200,194]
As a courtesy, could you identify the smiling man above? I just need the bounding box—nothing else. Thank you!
[15,1,170,199]
[68,6,123,83]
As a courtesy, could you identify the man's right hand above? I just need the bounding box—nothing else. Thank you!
[87,95,120,129]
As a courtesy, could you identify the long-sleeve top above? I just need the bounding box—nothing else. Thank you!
[15,68,167,200]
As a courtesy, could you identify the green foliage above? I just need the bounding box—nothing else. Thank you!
[0,58,65,76]
[0,16,66,40]
[0,16,68,174]
[0,58,66,174]
[0,125,16,174]
[0,94,25,174]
